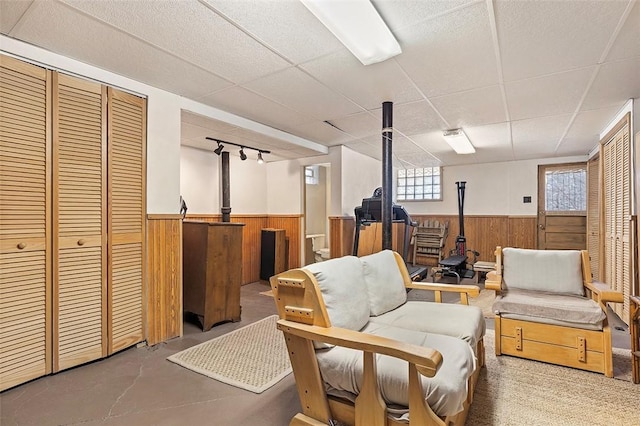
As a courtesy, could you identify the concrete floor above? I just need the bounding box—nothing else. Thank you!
[0,276,632,425]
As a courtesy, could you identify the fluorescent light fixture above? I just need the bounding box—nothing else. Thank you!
[443,129,475,154]
[301,0,401,65]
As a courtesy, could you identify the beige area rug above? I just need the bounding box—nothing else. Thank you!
[167,315,291,394]
[465,289,495,318]
[468,329,636,425]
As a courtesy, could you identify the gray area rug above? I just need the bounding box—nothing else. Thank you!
[468,329,636,425]
[167,315,291,393]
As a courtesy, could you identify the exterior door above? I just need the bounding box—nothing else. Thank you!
[537,163,587,250]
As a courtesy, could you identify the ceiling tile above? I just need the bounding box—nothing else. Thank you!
[285,120,353,146]
[394,2,499,97]
[384,100,447,136]
[372,0,480,31]
[582,57,640,111]
[464,122,511,150]
[243,67,363,120]
[511,115,571,158]
[605,1,640,62]
[199,86,314,133]
[300,49,423,110]
[496,0,629,81]
[61,0,290,83]
[10,1,231,97]
[1,0,33,34]
[558,106,622,156]
[320,111,380,138]
[505,67,595,121]
[181,111,239,134]
[431,85,506,127]
[203,0,343,64]
[344,141,382,161]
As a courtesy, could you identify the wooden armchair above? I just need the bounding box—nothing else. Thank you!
[271,250,484,426]
[412,220,448,266]
[486,246,623,377]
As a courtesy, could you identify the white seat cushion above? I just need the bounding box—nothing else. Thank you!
[316,322,475,417]
[492,289,606,329]
[360,250,407,316]
[369,301,486,349]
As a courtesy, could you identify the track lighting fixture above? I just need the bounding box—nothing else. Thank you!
[205,137,271,164]
[214,142,224,155]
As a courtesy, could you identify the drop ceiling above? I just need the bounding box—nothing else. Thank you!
[1,0,638,166]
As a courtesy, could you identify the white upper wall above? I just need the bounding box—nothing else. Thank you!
[341,146,382,216]
[180,146,219,214]
[1,35,182,214]
[404,155,588,216]
[229,153,268,214]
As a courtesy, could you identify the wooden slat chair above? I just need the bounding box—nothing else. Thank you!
[271,251,483,426]
[486,246,623,377]
[412,220,448,266]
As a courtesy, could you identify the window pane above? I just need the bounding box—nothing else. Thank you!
[398,169,406,178]
[407,177,414,186]
[407,169,414,177]
[415,177,423,185]
[433,185,440,195]
[398,186,405,194]
[415,168,424,177]
[545,168,586,211]
[415,186,423,195]
[406,187,414,194]
[398,178,406,186]
[406,194,415,200]
[433,175,440,184]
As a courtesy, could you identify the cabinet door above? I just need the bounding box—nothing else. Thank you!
[53,73,107,371]
[108,88,146,353]
[0,55,52,391]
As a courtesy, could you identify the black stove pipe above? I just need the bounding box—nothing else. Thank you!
[382,102,393,250]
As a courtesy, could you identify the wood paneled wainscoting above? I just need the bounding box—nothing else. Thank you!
[329,214,537,265]
[146,215,182,346]
[185,214,302,284]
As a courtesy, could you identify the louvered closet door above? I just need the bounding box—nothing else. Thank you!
[587,156,600,279]
[602,118,632,324]
[108,88,146,353]
[0,56,51,391]
[53,73,107,371]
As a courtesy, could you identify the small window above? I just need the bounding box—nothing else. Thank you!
[544,166,587,212]
[397,167,442,201]
[305,165,318,185]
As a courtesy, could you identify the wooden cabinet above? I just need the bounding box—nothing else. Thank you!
[183,221,244,331]
[0,54,146,390]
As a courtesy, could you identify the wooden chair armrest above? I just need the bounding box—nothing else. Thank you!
[277,319,443,377]
[484,271,502,292]
[584,280,624,303]
[405,281,479,305]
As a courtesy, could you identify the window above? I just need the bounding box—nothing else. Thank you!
[397,167,441,201]
[544,166,587,212]
[305,165,318,185]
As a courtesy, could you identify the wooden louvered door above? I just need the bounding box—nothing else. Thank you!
[0,56,52,391]
[107,88,146,353]
[602,114,632,324]
[52,73,107,371]
[587,155,600,279]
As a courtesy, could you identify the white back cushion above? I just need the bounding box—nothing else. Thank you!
[360,250,407,316]
[503,248,584,296]
[305,255,370,331]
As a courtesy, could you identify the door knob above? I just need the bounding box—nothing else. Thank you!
[539,224,545,230]
[77,239,86,246]
[17,242,26,250]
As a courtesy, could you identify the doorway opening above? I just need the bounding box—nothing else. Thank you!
[304,164,331,265]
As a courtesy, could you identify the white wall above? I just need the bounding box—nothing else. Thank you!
[180,146,219,214]
[404,155,588,216]
[229,154,268,214]
[341,146,382,216]
[1,35,182,214]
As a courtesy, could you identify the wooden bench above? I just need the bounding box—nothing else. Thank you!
[473,261,496,284]
[631,295,640,384]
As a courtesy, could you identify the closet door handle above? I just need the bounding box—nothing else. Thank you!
[17,242,26,250]
[77,239,86,246]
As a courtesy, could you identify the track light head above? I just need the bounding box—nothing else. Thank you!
[214,143,224,155]
[257,152,264,164]
[239,148,247,161]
